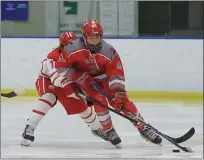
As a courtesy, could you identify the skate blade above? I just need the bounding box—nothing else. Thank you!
[21,139,31,146]
[91,131,109,141]
[115,143,122,149]
[142,137,163,146]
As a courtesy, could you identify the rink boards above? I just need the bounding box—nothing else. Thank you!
[1,38,203,103]
[1,88,203,103]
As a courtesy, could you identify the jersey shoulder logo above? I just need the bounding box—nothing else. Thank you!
[117,61,123,70]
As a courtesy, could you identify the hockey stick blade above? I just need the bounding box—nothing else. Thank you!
[93,85,195,144]
[78,92,193,152]
[168,127,195,143]
[1,87,26,98]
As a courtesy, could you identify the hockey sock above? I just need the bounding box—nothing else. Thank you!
[94,107,113,131]
[27,93,57,129]
[79,107,102,130]
[122,101,145,130]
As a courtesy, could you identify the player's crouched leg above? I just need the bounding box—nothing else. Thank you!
[21,93,57,146]
[93,94,122,147]
[54,83,110,144]
[21,77,57,146]
[79,106,109,142]
[72,73,122,147]
[122,101,162,145]
[79,104,120,148]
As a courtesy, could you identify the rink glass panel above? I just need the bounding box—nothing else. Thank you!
[1,1,203,38]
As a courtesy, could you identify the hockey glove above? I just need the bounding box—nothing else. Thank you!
[113,91,128,111]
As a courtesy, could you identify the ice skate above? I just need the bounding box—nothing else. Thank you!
[91,129,109,141]
[21,125,35,146]
[106,127,122,148]
[91,127,109,141]
[139,127,162,145]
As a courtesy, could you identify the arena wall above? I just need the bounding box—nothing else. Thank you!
[1,38,203,102]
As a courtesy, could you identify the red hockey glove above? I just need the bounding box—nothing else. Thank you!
[113,92,128,111]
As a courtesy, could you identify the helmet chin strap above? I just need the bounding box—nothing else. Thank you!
[83,36,102,53]
[59,43,65,53]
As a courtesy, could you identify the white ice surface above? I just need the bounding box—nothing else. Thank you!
[1,98,203,159]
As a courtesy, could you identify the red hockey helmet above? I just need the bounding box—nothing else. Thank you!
[59,31,77,45]
[81,20,103,37]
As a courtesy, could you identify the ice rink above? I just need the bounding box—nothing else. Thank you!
[1,97,203,159]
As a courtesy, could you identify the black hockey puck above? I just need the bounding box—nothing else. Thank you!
[172,149,180,152]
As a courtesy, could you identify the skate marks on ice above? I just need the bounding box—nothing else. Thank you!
[2,137,203,159]
[1,139,160,159]
[3,139,202,159]
[1,100,203,158]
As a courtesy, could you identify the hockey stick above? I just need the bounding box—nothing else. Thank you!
[1,87,26,98]
[93,85,195,144]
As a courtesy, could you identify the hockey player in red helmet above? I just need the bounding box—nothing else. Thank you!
[44,20,162,147]
[79,20,162,145]
[81,20,103,53]
[21,31,110,147]
[21,31,77,146]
